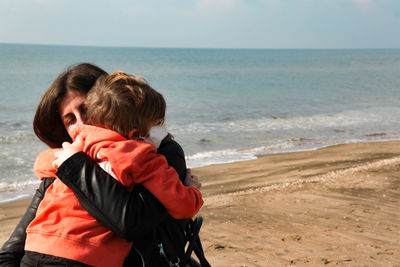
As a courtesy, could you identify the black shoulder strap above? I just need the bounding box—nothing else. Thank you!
[185,217,211,267]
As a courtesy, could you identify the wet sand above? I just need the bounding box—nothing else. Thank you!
[1,141,400,266]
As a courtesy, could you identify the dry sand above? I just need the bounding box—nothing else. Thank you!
[1,141,399,266]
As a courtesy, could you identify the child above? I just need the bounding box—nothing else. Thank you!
[24,72,203,267]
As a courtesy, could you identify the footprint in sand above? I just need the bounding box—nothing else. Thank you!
[281,234,302,242]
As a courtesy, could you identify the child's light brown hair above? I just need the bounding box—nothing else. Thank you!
[85,71,166,138]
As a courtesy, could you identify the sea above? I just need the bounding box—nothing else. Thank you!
[0,43,400,203]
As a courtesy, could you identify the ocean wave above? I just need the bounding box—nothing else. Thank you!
[169,107,400,135]
[0,120,30,130]
[0,176,40,203]
[0,177,40,192]
[0,132,38,144]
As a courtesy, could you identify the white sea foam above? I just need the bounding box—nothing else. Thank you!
[186,140,320,168]
[0,177,40,203]
[186,149,258,168]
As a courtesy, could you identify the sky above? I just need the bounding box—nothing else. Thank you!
[0,0,399,49]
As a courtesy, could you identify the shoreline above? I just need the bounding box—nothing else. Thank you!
[186,137,400,169]
[1,140,400,266]
[0,138,399,204]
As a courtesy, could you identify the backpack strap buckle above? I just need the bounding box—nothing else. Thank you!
[159,243,181,267]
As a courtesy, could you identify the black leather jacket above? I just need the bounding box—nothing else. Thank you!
[0,152,167,266]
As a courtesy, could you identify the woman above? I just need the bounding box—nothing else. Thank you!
[0,63,176,266]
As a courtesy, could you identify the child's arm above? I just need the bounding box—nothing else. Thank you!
[101,140,203,219]
[33,149,61,179]
[35,134,84,180]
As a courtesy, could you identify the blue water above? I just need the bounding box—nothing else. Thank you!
[1,43,400,202]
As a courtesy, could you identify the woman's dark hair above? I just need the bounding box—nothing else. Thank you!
[33,63,107,148]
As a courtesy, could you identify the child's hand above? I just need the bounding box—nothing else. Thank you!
[184,168,202,189]
[52,135,84,168]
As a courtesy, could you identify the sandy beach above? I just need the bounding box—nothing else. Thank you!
[1,141,399,266]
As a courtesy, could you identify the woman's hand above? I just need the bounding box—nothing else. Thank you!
[52,135,84,168]
[184,168,202,189]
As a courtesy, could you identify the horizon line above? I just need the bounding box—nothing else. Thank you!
[1,42,399,50]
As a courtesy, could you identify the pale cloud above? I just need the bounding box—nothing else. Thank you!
[351,0,371,4]
[187,0,288,19]
[0,0,64,6]
[193,0,242,18]
[35,0,65,5]
[0,0,65,12]
[196,0,238,9]
[350,0,375,11]
[121,5,145,20]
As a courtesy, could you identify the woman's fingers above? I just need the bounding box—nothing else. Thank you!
[52,159,58,168]
[72,134,84,150]
[53,135,84,169]
[62,141,72,149]
[184,168,202,189]
[191,174,202,189]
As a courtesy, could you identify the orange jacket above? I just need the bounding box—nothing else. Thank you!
[26,125,203,266]
[78,125,203,218]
